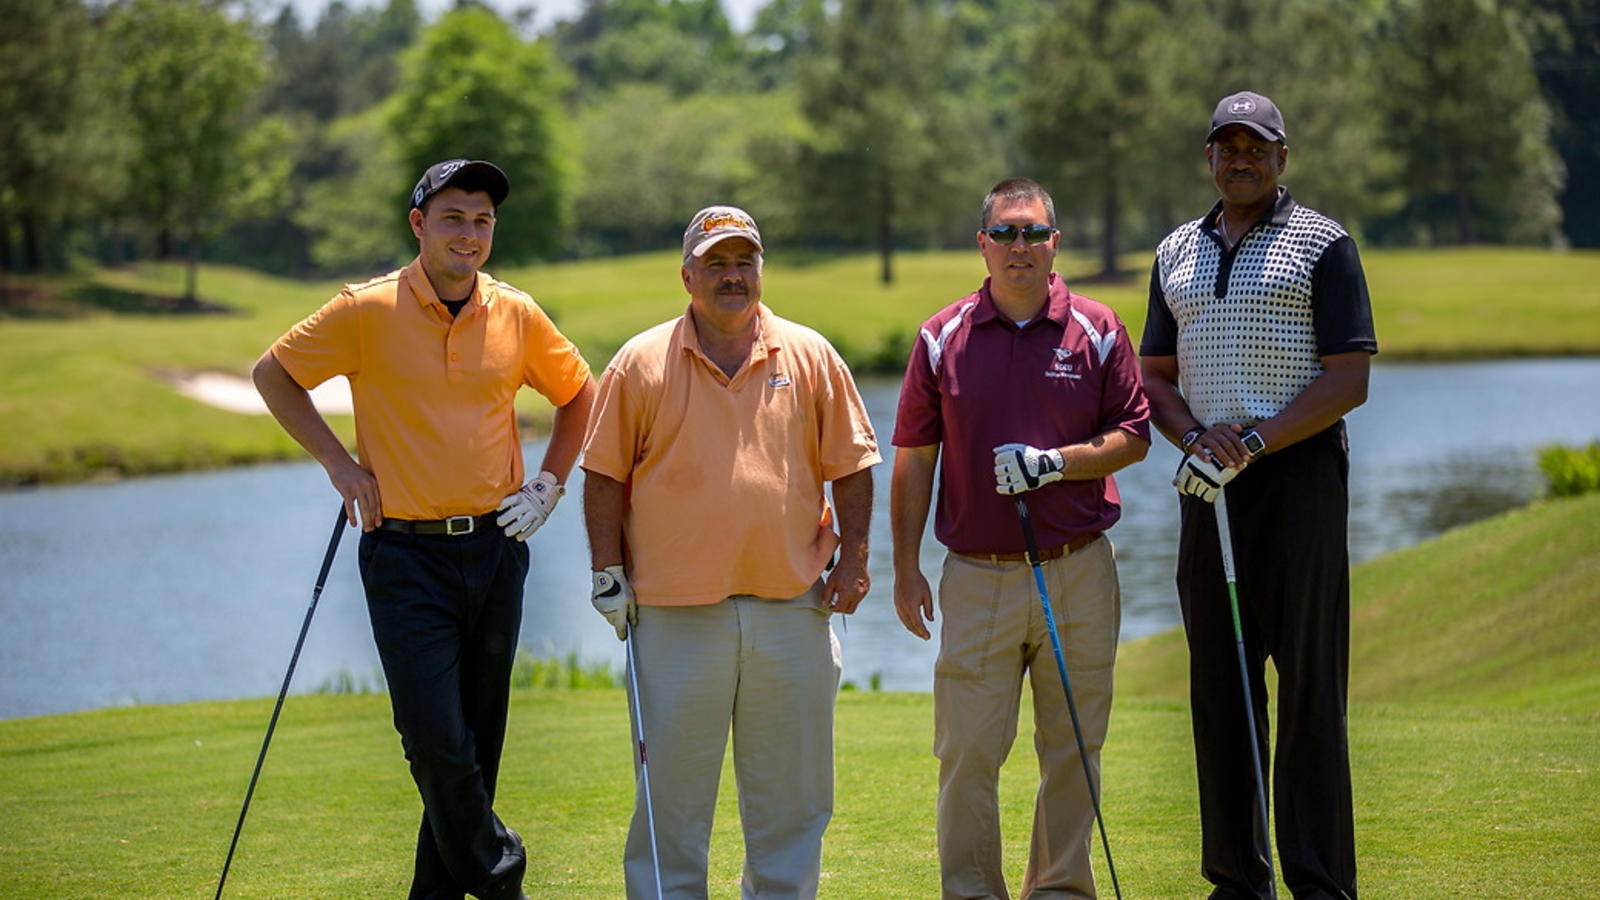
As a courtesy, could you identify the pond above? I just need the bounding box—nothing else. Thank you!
[1,358,1596,719]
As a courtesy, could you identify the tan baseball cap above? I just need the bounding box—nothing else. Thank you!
[682,205,763,259]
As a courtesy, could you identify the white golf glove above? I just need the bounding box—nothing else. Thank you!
[591,565,637,641]
[1173,453,1240,502]
[993,443,1066,495]
[496,470,563,541]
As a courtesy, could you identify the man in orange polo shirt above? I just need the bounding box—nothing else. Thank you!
[580,205,879,899]
[253,159,596,900]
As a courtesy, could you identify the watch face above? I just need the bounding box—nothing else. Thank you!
[1243,431,1266,456]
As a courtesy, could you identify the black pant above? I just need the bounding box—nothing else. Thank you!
[1177,423,1357,900]
[360,525,530,900]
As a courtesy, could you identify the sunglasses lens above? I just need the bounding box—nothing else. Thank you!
[1022,225,1054,243]
[986,225,1020,243]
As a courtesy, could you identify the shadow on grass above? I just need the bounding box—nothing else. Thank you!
[0,281,234,318]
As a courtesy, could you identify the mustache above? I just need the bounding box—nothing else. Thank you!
[716,280,748,292]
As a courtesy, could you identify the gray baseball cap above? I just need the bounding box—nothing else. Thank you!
[1208,91,1287,145]
[682,205,764,259]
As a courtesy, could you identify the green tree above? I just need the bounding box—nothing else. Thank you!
[1373,0,1564,244]
[105,0,284,301]
[1020,0,1203,278]
[0,0,122,272]
[389,7,573,263]
[552,0,745,99]
[798,0,991,284]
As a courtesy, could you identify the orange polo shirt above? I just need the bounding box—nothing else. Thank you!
[272,258,591,520]
[581,304,880,607]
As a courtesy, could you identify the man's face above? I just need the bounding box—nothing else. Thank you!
[1207,125,1288,210]
[978,197,1059,293]
[682,237,762,320]
[409,186,496,289]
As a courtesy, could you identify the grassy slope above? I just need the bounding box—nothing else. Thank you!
[2,496,1598,897]
[2,247,1597,482]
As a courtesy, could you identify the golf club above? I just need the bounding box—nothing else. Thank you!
[1014,498,1123,900]
[624,622,666,900]
[1214,489,1279,900]
[214,504,348,899]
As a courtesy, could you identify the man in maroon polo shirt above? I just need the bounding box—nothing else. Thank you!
[891,177,1150,899]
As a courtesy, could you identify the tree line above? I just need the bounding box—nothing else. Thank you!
[1,0,1593,293]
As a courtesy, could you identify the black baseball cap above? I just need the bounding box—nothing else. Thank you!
[1207,91,1287,145]
[410,159,510,210]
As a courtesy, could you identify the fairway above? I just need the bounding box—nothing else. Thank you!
[2,494,1598,898]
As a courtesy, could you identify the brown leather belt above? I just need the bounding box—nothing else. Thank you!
[378,511,498,536]
[954,532,1102,565]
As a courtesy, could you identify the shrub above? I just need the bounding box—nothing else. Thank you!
[1538,442,1600,497]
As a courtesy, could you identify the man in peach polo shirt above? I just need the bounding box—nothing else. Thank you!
[253,159,596,900]
[580,205,879,900]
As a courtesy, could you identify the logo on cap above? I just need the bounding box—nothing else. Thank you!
[701,213,749,233]
[438,160,464,179]
[1229,98,1257,115]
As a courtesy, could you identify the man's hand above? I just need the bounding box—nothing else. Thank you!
[993,443,1066,495]
[328,456,383,531]
[497,470,563,541]
[823,553,870,615]
[591,565,636,640]
[1173,453,1240,502]
[893,568,936,641]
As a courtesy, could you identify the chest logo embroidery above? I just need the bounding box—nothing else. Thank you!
[769,373,792,388]
[1046,348,1081,380]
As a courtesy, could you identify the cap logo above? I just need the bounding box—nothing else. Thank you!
[1229,98,1257,115]
[437,160,464,180]
[412,186,426,207]
[701,213,748,233]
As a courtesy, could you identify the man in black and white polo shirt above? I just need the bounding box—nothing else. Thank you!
[1140,91,1377,900]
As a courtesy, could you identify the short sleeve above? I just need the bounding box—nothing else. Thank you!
[1138,258,1177,357]
[1098,317,1153,442]
[271,289,362,389]
[814,344,881,481]
[1311,236,1379,357]
[579,360,640,484]
[891,330,943,448]
[520,303,592,406]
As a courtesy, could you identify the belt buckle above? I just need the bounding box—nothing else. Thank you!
[445,515,475,536]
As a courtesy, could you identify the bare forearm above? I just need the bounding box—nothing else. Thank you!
[537,375,596,483]
[252,352,352,470]
[1139,355,1202,446]
[1058,429,1150,479]
[582,470,626,569]
[1253,352,1370,453]
[830,467,873,567]
[890,446,938,571]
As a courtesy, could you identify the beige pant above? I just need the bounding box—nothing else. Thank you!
[934,537,1122,900]
[624,585,841,900]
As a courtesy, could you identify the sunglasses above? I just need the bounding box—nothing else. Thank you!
[982,224,1056,245]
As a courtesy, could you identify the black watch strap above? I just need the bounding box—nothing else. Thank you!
[1181,427,1204,450]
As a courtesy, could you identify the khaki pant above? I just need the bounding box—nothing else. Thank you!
[624,585,841,900]
[934,537,1122,900]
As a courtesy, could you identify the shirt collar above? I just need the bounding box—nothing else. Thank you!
[675,302,778,365]
[971,272,1074,328]
[402,257,492,313]
[1200,186,1298,235]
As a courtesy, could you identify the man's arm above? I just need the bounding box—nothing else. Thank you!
[890,444,939,640]
[1057,428,1150,478]
[822,467,873,614]
[536,375,597,484]
[583,470,626,570]
[252,351,381,530]
[1141,352,1369,470]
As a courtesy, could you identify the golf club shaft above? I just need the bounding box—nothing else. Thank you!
[1214,491,1278,900]
[1015,499,1123,900]
[624,623,666,900]
[215,505,348,899]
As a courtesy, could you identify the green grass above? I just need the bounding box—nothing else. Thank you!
[2,494,1599,897]
[2,246,1597,483]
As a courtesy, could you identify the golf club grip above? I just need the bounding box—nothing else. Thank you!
[1215,490,1238,583]
[1014,498,1043,564]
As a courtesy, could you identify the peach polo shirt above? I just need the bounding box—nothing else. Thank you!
[580,304,880,607]
[272,258,591,520]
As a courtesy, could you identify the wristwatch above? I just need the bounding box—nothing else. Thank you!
[1241,429,1267,459]
[1180,427,1204,451]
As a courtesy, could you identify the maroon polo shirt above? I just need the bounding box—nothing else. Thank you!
[893,273,1150,555]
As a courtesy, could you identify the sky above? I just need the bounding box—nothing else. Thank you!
[284,0,766,34]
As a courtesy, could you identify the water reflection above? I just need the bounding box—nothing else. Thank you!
[1,358,1596,718]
